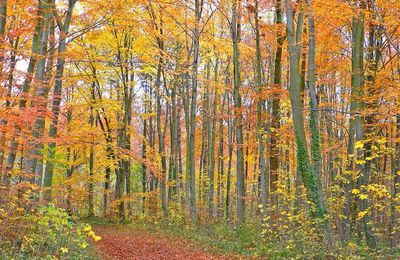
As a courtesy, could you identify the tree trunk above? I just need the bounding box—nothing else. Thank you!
[226,96,234,221]
[156,63,168,218]
[231,0,245,224]
[44,0,76,196]
[307,0,324,216]
[0,0,7,76]
[0,36,18,181]
[207,60,218,218]
[88,83,95,218]
[285,0,327,219]
[270,0,284,210]
[217,94,225,218]
[24,0,54,184]
[254,0,267,218]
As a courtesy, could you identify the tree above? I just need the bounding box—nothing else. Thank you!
[231,0,245,223]
[285,0,326,219]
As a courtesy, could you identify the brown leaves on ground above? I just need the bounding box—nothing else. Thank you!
[93,226,240,260]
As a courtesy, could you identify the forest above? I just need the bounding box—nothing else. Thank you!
[0,0,400,258]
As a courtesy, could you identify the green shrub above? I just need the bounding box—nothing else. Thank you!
[0,188,99,259]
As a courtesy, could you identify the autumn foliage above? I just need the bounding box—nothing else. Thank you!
[0,0,400,258]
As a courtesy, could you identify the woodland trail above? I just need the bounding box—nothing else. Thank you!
[93,226,237,260]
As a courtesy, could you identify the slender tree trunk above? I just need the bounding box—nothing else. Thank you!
[217,94,225,218]
[0,36,18,180]
[88,84,95,218]
[199,89,207,202]
[358,3,379,247]
[226,98,234,221]
[0,0,7,76]
[186,0,203,223]
[207,60,218,218]
[285,0,327,219]
[177,106,184,207]
[116,117,126,222]
[103,139,113,216]
[307,0,324,214]
[155,64,168,218]
[36,19,56,188]
[142,104,148,213]
[390,106,400,246]
[254,0,267,218]
[168,82,178,202]
[270,0,283,210]
[231,0,245,224]
[44,0,76,196]
[24,0,54,184]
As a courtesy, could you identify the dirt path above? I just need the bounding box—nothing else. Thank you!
[93,226,237,260]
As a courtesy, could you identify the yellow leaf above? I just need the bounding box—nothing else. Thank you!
[377,138,387,144]
[355,141,364,149]
[359,194,368,200]
[60,247,69,254]
[355,159,366,165]
[357,211,367,220]
[348,242,356,249]
[83,225,92,232]
[351,189,360,195]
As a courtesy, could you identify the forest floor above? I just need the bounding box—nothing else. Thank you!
[93,225,241,260]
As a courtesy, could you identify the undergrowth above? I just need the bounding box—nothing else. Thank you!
[90,209,400,259]
[0,185,100,259]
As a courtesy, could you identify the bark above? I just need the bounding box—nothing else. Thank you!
[88,83,95,218]
[254,0,267,218]
[0,0,6,75]
[156,63,168,218]
[37,19,56,188]
[199,88,207,202]
[24,0,54,184]
[216,94,225,218]
[207,60,218,218]
[358,2,379,247]
[226,95,234,221]
[307,0,324,214]
[232,0,245,223]
[168,81,178,201]
[0,36,18,180]
[116,101,126,222]
[96,109,115,217]
[185,0,203,223]
[142,100,148,213]
[390,108,400,246]
[270,0,284,209]
[44,0,77,195]
[285,0,327,219]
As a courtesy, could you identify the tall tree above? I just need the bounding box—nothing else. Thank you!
[231,0,245,223]
[44,0,77,194]
[285,0,327,219]
[253,0,268,217]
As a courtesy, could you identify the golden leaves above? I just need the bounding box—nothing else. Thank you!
[357,211,367,220]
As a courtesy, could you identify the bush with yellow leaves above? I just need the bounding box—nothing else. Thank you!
[0,186,100,259]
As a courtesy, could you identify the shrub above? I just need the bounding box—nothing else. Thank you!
[0,186,100,259]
